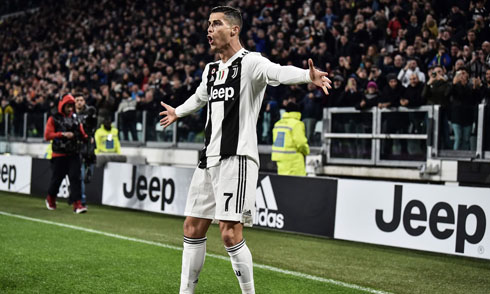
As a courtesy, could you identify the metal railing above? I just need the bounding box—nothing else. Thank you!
[1,105,489,165]
[324,104,489,166]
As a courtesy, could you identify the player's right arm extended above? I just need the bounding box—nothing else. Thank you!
[175,65,209,118]
[175,93,207,118]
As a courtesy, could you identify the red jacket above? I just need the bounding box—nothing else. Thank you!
[388,18,402,39]
[44,94,87,157]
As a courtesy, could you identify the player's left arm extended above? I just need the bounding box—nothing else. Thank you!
[264,63,313,85]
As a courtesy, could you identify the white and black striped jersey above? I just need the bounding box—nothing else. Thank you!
[175,48,312,168]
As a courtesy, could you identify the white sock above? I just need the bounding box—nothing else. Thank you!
[226,239,255,294]
[180,236,207,294]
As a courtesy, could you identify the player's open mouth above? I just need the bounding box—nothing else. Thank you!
[207,35,213,45]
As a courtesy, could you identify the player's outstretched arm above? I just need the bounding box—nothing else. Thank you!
[308,58,332,95]
[159,102,178,128]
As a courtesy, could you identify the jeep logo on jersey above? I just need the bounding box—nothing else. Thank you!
[255,176,284,229]
[209,86,235,102]
[376,185,486,254]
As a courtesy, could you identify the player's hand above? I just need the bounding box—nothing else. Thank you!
[159,102,178,128]
[308,58,332,95]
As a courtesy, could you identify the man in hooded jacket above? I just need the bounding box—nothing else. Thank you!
[44,94,88,213]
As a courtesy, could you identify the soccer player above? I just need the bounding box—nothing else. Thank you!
[159,6,331,294]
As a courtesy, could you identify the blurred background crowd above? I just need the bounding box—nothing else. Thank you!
[0,0,489,149]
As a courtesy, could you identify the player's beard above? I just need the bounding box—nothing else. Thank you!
[210,41,222,54]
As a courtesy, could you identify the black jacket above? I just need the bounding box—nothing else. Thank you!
[402,83,425,107]
[380,84,404,107]
[449,83,479,126]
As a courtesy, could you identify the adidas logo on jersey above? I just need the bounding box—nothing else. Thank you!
[255,176,284,229]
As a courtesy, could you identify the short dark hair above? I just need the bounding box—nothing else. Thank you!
[211,6,242,29]
[73,93,85,99]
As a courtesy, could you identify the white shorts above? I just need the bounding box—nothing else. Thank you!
[185,155,258,226]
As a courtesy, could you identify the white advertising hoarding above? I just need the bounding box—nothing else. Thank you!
[102,162,194,216]
[0,154,32,194]
[335,179,490,260]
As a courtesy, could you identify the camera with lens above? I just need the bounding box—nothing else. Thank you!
[75,105,97,181]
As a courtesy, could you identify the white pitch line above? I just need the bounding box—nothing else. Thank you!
[0,211,391,294]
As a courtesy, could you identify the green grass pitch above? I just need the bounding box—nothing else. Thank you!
[1,192,489,293]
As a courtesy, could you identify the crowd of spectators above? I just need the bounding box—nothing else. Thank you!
[0,0,41,16]
[0,0,489,150]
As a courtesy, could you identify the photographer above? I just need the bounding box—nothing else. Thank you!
[75,93,97,205]
[397,59,426,87]
[422,65,452,149]
[44,94,88,213]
